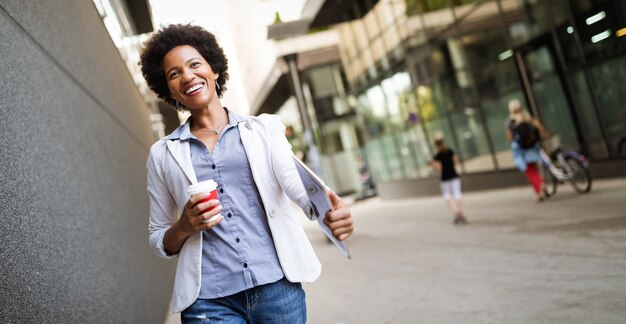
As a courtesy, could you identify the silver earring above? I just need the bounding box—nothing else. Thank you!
[216,80,220,90]
[175,100,184,110]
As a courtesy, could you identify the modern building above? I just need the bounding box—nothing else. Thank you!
[254,0,626,198]
[0,1,175,322]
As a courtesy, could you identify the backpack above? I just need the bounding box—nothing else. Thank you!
[514,121,540,149]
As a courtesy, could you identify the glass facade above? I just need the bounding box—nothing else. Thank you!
[329,0,626,183]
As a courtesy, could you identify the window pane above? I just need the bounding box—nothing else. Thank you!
[407,123,436,178]
[589,55,626,156]
[567,70,609,157]
[396,131,420,179]
[381,134,404,180]
[450,108,496,172]
[570,0,626,62]
[459,29,515,97]
[366,137,392,181]
[523,46,579,150]
[501,0,551,47]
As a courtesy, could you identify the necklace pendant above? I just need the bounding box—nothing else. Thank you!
[211,130,218,135]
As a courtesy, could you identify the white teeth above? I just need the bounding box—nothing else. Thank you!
[185,83,203,94]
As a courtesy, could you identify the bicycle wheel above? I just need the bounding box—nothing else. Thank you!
[564,156,592,193]
[540,164,557,197]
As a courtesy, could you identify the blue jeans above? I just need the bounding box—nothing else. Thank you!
[181,278,306,323]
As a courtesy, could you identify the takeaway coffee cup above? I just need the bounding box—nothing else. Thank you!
[187,180,221,223]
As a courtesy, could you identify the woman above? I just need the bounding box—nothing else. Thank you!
[506,99,547,202]
[140,24,353,322]
[431,136,468,224]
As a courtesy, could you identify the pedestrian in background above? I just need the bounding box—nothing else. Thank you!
[506,99,548,202]
[139,24,353,323]
[357,157,377,199]
[430,135,468,224]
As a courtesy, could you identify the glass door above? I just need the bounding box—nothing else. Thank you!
[519,42,579,151]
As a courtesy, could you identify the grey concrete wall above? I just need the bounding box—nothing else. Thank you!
[0,1,175,323]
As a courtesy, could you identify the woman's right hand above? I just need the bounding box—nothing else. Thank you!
[163,193,223,255]
[177,192,224,236]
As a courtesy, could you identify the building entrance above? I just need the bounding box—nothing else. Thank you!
[516,36,580,151]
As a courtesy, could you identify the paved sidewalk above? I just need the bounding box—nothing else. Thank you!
[304,178,626,324]
[164,178,626,323]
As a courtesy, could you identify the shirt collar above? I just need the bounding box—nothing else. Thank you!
[226,108,246,128]
[163,117,192,141]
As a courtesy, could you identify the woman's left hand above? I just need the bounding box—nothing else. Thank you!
[323,191,354,241]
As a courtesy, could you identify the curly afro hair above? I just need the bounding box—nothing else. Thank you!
[139,24,229,109]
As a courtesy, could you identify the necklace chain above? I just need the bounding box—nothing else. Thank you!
[191,118,229,135]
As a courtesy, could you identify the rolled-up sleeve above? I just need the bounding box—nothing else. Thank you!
[147,145,178,259]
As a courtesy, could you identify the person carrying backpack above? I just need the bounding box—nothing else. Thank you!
[506,99,548,202]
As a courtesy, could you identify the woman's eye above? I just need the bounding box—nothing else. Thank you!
[191,62,201,68]
[168,72,179,79]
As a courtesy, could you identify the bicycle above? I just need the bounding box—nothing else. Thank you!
[539,147,592,197]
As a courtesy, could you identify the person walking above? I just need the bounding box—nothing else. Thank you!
[357,157,376,199]
[506,99,548,202]
[140,24,353,323]
[431,136,468,224]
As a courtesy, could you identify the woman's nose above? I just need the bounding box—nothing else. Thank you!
[180,69,195,83]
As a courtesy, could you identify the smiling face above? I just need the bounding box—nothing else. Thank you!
[162,45,220,110]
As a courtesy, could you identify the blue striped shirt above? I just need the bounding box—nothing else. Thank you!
[170,110,283,298]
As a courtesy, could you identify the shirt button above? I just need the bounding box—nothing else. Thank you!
[212,164,216,169]
[220,188,224,193]
[243,263,248,268]
[227,212,232,218]
[236,238,240,243]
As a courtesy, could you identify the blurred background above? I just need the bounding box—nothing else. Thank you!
[1,0,625,323]
[88,0,626,198]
